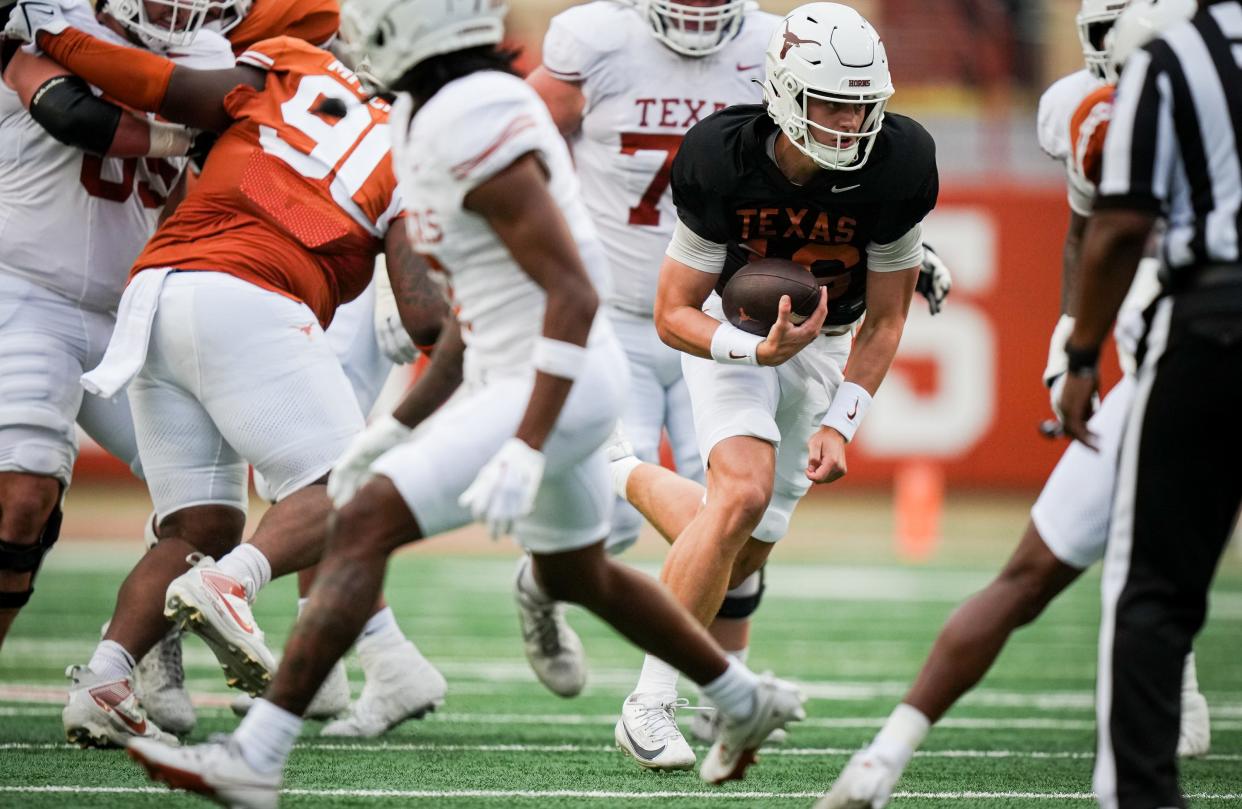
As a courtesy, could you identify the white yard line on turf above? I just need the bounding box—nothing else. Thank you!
[2,740,1240,762]
[2,786,1242,801]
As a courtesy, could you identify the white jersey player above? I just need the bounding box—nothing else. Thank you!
[119,3,805,804]
[517,0,779,703]
[0,0,230,646]
[815,3,1208,807]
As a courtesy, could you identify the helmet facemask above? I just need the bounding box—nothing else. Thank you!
[106,0,211,49]
[201,0,253,35]
[1076,0,1129,80]
[641,0,748,57]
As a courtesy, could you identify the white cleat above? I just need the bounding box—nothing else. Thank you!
[231,659,351,721]
[614,692,696,771]
[63,665,179,749]
[165,555,276,697]
[514,556,586,698]
[814,747,907,809]
[133,627,196,736]
[689,705,785,746]
[699,674,805,784]
[128,735,279,809]
[1178,690,1212,758]
[321,640,446,737]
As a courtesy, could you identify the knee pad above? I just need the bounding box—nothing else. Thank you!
[0,503,63,608]
[717,565,765,619]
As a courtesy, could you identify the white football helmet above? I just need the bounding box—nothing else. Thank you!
[339,0,507,88]
[639,0,748,57]
[762,2,893,172]
[201,0,252,36]
[1104,0,1195,83]
[105,0,211,49]
[1077,0,1130,80]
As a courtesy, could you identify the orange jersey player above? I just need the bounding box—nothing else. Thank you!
[207,0,340,56]
[12,9,449,752]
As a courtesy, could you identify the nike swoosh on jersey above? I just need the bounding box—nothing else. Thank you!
[622,723,668,761]
[736,63,762,72]
[831,184,861,193]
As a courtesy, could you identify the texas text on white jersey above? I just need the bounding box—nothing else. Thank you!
[392,71,611,380]
[1036,68,1102,217]
[0,3,233,313]
[542,1,779,317]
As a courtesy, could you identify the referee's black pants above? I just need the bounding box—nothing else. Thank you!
[1093,286,1242,809]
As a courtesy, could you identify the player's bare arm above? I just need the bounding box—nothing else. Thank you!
[383,224,450,351]
[31,25,264,131]
[391,319,465,431]
[3,47,183,157]
[654,254,827,364]
[1060,207,1156,447]
[1061,210,1088,314]
[526,65,585,138]
[464,151,598,452]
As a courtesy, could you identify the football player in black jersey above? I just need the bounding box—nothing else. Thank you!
[610,1,939,768]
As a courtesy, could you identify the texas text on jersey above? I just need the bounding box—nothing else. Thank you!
[671,104,938,326]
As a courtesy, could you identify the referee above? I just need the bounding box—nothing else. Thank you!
[1059,1,1242,807]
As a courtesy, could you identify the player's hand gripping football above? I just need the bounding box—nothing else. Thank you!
[757,287,827,366]
[327,414,412,508]
[916,243,951,315]
[806,426,848,484]
[4,0,69,44]
[459,438,546,540]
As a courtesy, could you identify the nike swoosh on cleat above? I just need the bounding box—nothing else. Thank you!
[90,692,148,735]
[201,571,256,634]
[621,723,667,761]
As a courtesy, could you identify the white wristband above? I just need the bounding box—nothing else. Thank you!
[147,121,192,158]
[1043,314,1075,386]
[821,381,872,443]
[710,322,763,365]
[533,337,589,380]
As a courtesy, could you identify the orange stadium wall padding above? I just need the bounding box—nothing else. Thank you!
[72,185,1119,491]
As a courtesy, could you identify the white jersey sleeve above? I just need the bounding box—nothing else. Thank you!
[1036,69,1102,216]
[541,2,627,86]
[396,72,610,380]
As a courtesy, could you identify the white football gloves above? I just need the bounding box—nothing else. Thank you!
[459,438,545,540]
[326,414,412,508]
[1044,314,1074,423]
[4,0,69,44]
[916,243,952,315]
[372,258,418,365]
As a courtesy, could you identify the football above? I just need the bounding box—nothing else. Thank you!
[721,258,822,336]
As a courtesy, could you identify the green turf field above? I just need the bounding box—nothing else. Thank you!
[2,529,1240,808]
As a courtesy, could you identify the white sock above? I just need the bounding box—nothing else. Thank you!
[610,456,642,499]
[232,698,303,774]
[357,606,405,650]
[726,647,749,666]
[871,703,930,767]
[88,640,135,682]
[516,555,553,604]
[700,659,758,721]
[297,597,310,615]
[216,544,271,601]
[1182,652,1201,695]
[634,654,680,698]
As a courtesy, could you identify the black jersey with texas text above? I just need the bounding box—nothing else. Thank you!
[671,105,938,326]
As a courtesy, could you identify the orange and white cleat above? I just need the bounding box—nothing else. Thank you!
[165,555,276,696]
[62,664,178,749]
[699,674,805,784]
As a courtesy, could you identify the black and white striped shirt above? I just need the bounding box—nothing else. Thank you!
[1098,0,1242,276]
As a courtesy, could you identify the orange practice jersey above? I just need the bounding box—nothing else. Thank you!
[133,37,401,326]
[1069,84,1114,190]
[227,0,339,55]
